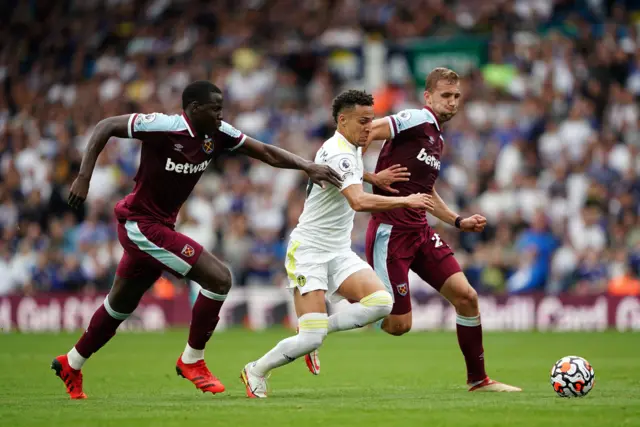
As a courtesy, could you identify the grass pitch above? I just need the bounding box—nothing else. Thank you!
[0,329,638,427]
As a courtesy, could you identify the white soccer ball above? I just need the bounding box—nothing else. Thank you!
[550,356,595,398]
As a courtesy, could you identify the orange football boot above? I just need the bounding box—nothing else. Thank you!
[176,354,226,394]
[51,355,87,399]
[304,349,320,375]
[468,377,522,392]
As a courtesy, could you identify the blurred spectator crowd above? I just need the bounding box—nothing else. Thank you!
[1,0,640,297]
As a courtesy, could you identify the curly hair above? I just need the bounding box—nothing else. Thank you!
[331,90,374,123]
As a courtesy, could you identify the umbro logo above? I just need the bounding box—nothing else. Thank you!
[174,144,183,152]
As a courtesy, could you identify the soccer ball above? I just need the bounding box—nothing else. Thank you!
[550,356,595,397]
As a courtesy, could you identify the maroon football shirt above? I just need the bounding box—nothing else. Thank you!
[371,107,444,228]
[114,112,246,225]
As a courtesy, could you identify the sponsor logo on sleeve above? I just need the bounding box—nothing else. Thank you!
[137,113,157,124]
[338,157,353,172]
[397,111,412,121]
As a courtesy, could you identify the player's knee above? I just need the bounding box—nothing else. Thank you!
[454,285,478,313]
[382,319,411,336]
[297,313,328,352]
[298,329,327,351]
[202,265,233,295]
[361,290,393,320]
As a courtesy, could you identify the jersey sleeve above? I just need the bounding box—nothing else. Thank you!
[386,109,437,139]
[214,121,247,151]
[127,113,182,140]
[326,153,361,191]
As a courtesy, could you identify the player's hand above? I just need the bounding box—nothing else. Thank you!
[459,214,487,232]
[305,163,343,189]
[404,193,434,211]
[68,176,90,209]
[374,164,410,194]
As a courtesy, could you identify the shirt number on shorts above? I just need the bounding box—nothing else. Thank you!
[431,233,443,248]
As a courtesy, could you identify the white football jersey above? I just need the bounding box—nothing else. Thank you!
[289,131,363,251]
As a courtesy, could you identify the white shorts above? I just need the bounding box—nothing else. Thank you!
[284,240,372,303]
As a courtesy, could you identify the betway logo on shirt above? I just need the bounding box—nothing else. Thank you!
[165,158,211,174]
[416,148,441,170]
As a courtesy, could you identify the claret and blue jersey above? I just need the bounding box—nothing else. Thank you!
[372,106,445,228]
[116,112,246,225]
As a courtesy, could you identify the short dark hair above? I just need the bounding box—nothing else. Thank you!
[182,80,222,110]
[331,90,374,123]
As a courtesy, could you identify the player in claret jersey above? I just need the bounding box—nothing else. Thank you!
[51,80,343,399]
[305,68,521,392]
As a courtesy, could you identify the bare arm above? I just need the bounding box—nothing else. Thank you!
[430,186,488,232]
[363,117,408,189]
[362,117,393,155]
[234,136,343,188]
[235,136,312,170]
[342,184,432,213]
[363,172,378,185]
[78,115,130,179]
[68,115,130,208]
[363,165,410,193]
[430,187,459,227]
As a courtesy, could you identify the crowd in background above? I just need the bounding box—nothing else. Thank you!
[1,0,640,297]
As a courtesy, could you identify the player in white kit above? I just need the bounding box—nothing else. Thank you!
[240,90,434,398]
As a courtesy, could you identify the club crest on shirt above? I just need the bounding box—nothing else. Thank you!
[181,244,195,258]
[396,283,408,296]
[202,137,214,154]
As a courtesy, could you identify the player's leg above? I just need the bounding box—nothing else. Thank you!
[241,242,329,397]
[377,261,413,336]
[109,219,229,394]
[327,255,393,334]
[364,221,415,336]
[51,250,160,399]
[302,257,394,376]
[241,288,328,398]
[438,272,520,391]
[411,230,521,392]
[172,249,232,394]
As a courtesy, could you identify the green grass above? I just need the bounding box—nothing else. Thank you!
[0,329,639,427]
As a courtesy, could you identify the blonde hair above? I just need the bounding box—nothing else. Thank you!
[425,67,460,92]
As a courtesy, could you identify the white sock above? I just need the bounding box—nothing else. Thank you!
[253,312,328,376]
[456,313,481,327]
[181,343,205,364]
[67,347,87,370]
[328,290,393,333]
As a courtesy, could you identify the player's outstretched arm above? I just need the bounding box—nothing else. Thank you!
[362,117,393,155]
[342,184,433,213]
[363,164,410,193]
[235,137,343,189]
[431,187,487,232]
[68,115,131,208]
